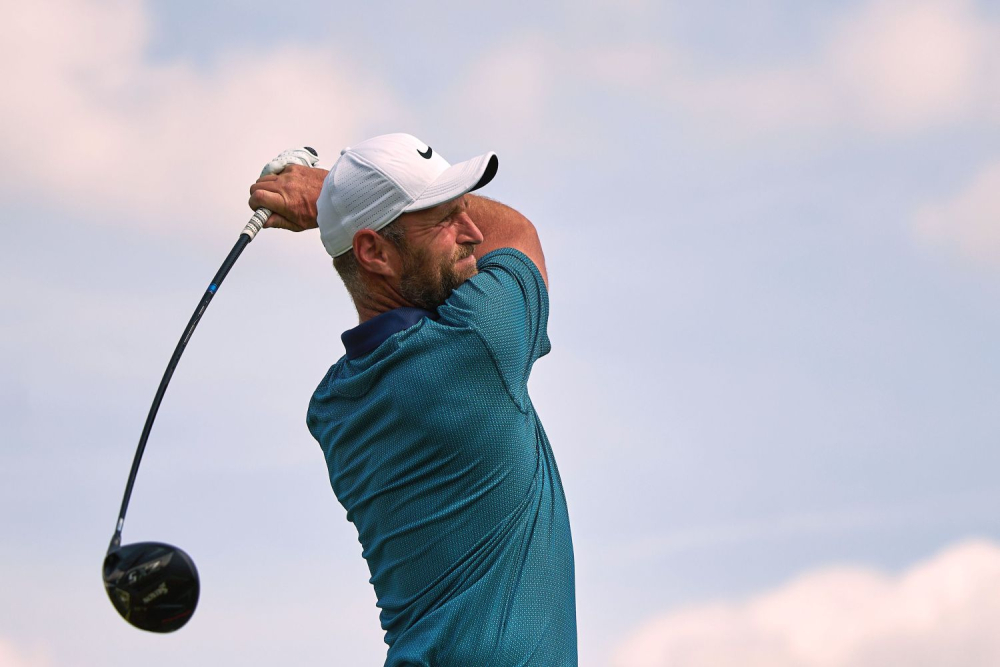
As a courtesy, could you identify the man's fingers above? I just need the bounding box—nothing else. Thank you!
[262,214,301,231]
[248,187,284,212]
[249,180,280,196]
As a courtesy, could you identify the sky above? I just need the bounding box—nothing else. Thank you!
[2,0,1000,664]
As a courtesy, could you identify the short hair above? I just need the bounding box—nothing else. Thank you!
[333,219,407,303]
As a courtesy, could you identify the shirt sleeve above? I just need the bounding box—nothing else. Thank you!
[437,248,551,407]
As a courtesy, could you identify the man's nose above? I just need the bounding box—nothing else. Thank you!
[456,212,484,245]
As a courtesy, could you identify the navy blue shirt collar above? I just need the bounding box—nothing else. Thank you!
[341,307,439,360]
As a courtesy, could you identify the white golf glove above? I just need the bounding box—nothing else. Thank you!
[260,146,320,177]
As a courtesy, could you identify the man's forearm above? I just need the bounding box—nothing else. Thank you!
[467,195,548,286]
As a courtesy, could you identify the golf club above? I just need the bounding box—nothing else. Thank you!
[103,147,318,633]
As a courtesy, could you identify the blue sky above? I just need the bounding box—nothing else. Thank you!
[3,0,1000,664]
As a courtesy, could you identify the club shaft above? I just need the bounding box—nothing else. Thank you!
[109,230,257,552]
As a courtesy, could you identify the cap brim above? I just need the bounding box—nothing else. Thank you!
[403,152,498,213]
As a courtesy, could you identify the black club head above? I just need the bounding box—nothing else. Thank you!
[103,541,199,633]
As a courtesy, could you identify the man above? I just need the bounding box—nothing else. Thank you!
[249,134,576,666]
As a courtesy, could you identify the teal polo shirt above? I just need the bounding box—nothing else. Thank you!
[306,248,577,666]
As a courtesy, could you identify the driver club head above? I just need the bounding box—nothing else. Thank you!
[103,541,199,633]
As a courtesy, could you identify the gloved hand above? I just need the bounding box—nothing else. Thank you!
[249,147,327,232]
[259,146,320,177]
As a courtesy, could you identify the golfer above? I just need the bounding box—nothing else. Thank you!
[249,134,576,666]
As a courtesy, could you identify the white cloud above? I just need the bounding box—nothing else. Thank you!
[915,161,1000,269]
[823,0,991,131]
[441,0,1000,148]
[613,539,1000,667]
[2,0,398,243]
[0,638,49,667]
[538,0,997,139]
[666,0,999,136]
[447,38,555,150]
[436,36,599,164]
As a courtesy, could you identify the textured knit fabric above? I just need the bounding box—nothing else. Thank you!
[307,248,577,666]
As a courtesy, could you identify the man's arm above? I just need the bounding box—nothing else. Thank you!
[467,195,548,289]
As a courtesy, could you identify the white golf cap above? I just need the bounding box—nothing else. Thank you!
[317,133,499,258]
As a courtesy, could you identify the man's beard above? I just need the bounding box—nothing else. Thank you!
[398,244,477,311]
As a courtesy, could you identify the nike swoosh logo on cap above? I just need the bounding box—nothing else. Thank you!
[418,146,433,159]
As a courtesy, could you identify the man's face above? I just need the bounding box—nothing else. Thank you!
[394,196,483,311]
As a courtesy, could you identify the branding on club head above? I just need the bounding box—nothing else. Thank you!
[125,553,172,585]
[418,146,433,159]
[143,582,169,604]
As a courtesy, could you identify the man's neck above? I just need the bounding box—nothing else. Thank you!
[355,291,414,324]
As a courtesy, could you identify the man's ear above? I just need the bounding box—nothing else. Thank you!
[354,230,401,279]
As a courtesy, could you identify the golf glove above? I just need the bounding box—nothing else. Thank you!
[260,147,320,177]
